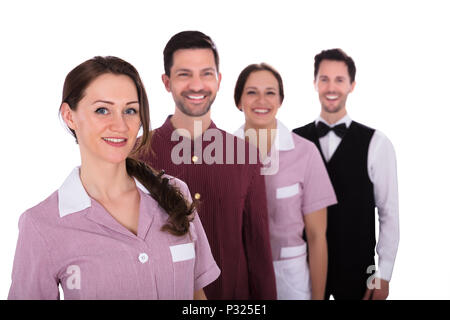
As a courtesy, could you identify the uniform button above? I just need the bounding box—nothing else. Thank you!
[194,193,201,200]
[192,155,199,163]
[139,253,149,264]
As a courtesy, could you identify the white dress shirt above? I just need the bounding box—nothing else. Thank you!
[315,114,399,282]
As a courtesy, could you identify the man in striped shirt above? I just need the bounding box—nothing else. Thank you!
[138,31,276,300]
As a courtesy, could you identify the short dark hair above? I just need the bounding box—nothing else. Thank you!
[163,30,219,76]
[234,63,284,109]
[314,48,356,83]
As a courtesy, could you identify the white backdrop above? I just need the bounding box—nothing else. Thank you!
[1,0,449,300]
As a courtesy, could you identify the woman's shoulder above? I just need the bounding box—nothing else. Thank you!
[163,173,185,187]
[17,190,60,229]
[162,174,191,199]
[290,132,320,153]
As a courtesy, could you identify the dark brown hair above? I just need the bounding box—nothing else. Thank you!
[163,30,219,76]
[234,63,284,109]
[60,56,194,236]
[314,48,356,83]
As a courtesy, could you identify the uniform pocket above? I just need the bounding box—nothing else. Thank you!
[170,242,195,299]
[274,255,311,300]
[169,242,195,262]
[276,183,300,199]
[274,183,303,226]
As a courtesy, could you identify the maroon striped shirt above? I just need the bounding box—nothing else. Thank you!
[138,116,276,299]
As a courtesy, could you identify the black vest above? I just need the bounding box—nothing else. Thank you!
[293,121,376,282]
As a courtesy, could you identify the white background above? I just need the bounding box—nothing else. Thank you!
[1,0,449,300]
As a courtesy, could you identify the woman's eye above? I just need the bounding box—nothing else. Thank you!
[95,107,108,115]
[125,108,138,115]
[267,91,276,95]
[246,91,256,95]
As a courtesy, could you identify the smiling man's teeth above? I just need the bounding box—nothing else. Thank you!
[326,95,338,100]
[103,138,126,143]
[188,95,205,100]
[254,109,270,114]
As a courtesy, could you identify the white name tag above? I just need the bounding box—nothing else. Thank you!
[276,183,300,199]
[169,242,195,262]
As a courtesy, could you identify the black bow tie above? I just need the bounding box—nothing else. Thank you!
[316,121,348,138]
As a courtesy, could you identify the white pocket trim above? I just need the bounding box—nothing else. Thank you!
[280,244,307,259]
[276,183,300,199]
[170,242,195,262]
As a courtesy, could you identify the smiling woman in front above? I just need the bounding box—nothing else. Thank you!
[8,56,220,300]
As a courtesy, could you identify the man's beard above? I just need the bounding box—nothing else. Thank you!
[175,92,216,117]
[322,102,344,114]
[321,94,347,114]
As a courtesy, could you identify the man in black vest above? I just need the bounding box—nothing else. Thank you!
[293,49,399,300]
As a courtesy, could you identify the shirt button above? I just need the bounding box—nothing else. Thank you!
[192,155,199,163]
[194,193,201,200]
[138,253,148,264]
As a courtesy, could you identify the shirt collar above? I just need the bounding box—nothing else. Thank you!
[58,167,149,218]
[274,119,295,151]
[158,115,218,140]
[233,119,295,152]
[315,114,352,128]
